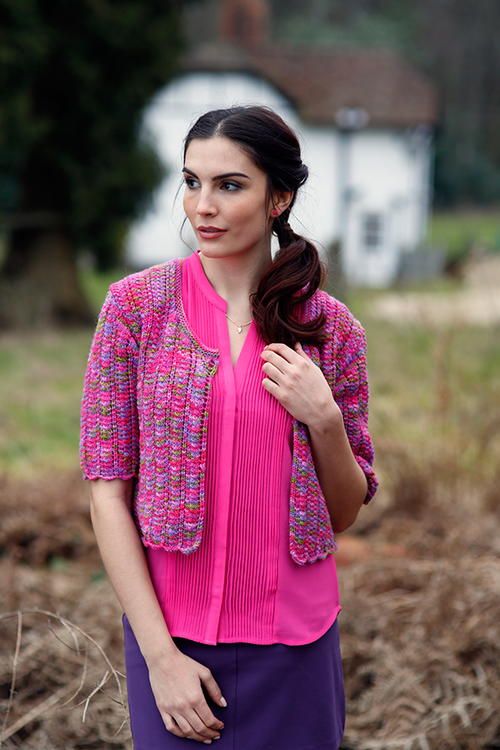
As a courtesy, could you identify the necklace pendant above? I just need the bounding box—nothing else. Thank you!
[237,325,243,334]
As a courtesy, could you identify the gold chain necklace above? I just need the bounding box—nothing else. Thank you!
[225,313,253,334]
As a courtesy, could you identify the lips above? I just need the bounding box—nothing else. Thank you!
[197,227,227,240]
[198,227,226,232]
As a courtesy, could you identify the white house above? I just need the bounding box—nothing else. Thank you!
[125,0,438,288]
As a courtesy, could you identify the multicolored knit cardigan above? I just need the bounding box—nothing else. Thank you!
[79,257,378,566]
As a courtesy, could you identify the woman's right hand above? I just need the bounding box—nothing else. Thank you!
[148,648,227,744]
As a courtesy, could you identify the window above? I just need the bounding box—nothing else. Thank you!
[362,212,383,252]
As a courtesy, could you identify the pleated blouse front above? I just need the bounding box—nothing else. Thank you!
[144,249,342,646]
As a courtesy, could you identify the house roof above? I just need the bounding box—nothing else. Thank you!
[178,41,439,128]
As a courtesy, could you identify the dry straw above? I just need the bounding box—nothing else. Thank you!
[0,608,129,748]
[0,455,499,748]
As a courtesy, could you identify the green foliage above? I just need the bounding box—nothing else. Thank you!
[0,0,188,269]
[79,265,127,313]
[272,0,418,55]
[433,131,500,208]
[428,208,500,259]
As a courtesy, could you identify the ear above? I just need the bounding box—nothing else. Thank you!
[272,189,294,214]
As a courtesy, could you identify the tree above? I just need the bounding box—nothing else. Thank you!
[413,0,500,206]
[0,0,188,328]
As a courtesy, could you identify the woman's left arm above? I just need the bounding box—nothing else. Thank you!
[307,401,368,534]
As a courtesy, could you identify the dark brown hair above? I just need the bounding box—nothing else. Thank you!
[181,105,329,347]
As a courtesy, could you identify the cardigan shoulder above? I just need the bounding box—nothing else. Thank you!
[313,289,367,365]
[106,259,176,344]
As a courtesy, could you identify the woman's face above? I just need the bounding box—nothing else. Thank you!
[182,136,285,260]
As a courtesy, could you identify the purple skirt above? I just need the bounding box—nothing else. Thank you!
[122,613,345,750]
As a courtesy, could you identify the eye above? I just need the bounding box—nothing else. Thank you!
[182,177,241,191]
[221,181,241,191]
[183,177,198,189]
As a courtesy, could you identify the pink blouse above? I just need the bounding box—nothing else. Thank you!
[144,249,342,646]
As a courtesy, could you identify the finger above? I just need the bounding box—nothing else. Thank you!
[262,361,284,386]
[261,350,291,376]
[199,665,228,711]
[262,376,280,395]
[265,342,301,364]
[162,713,184,737]
[195,695,225,732]
[173,711,217,742]
[186,707,222,741]
[171,712,193,738]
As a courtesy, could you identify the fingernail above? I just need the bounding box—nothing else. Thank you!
[203,741,212,745]
[214,736,221,740]
[219,696,227,707]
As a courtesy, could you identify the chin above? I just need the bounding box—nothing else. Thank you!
[197,248,226,262]
[199,245,240,258]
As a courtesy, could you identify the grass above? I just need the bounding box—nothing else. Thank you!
[427,205,500,258]
[0,265,135,478]
[0,331,90,477]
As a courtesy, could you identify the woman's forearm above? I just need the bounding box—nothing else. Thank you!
[308,405,368,534]
[88,478,179,667]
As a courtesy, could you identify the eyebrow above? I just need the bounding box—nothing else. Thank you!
[182,167,251,181]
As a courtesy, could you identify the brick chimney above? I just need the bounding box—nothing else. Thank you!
[218,0,270,49]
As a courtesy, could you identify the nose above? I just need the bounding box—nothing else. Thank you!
[196,187,217,216]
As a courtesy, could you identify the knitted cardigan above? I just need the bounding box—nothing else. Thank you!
[80,257,378,566]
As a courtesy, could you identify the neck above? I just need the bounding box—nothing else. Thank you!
[197,248,271,317]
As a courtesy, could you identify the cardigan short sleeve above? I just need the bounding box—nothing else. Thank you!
[79,286,140,481]
[333,316,379,504]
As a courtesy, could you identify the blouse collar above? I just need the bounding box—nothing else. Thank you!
[186,249,228,313]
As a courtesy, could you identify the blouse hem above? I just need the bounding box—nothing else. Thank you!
[166,605,342,646]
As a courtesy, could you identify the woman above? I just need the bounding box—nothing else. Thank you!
[80,104,379,749]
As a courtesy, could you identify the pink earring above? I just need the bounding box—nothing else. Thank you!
[271,208,279,216]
